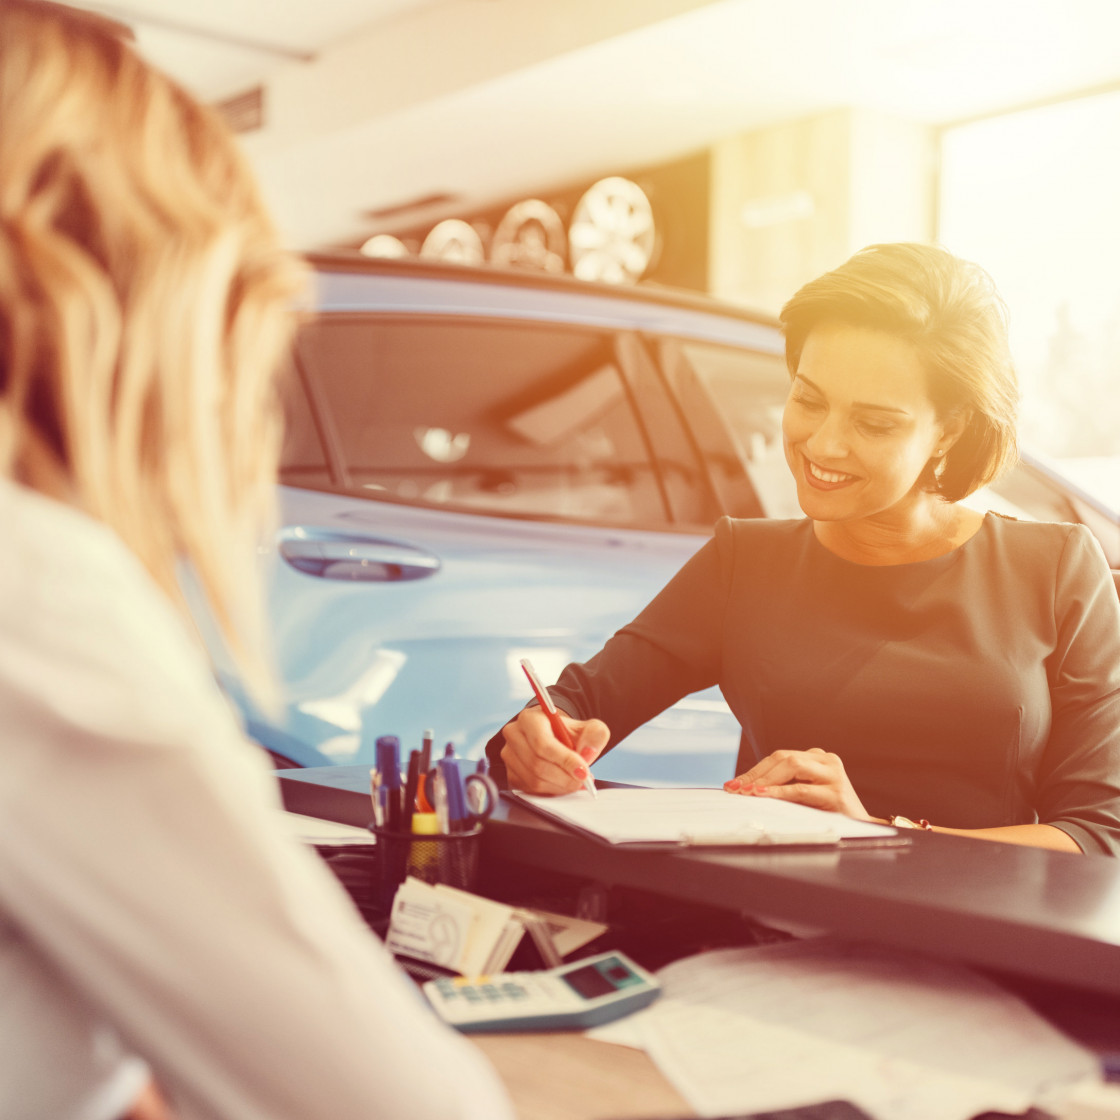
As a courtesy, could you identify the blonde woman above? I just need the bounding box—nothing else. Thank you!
[0,3,514,1118]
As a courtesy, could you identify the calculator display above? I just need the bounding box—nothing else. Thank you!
[562,962,618,1000]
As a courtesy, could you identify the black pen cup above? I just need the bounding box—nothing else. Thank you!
[367,823,483,917]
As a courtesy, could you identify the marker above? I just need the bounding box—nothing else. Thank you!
[403,749,421,832]
[416,771,434,814]
[519,658,597,798]
[406,812,441,878]
[430,766,450,833]
[376,735,403,832]
[438,757,467,832]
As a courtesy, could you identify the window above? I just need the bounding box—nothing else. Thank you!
[666,340,798,519]
[293,317,667,525]
[278,360,331,488]
[940,92,1120,468]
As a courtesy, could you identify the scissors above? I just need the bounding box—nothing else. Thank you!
[463,770,499,822]
[428,759,499,830]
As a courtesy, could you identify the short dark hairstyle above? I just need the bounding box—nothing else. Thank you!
[779,242,1019,501]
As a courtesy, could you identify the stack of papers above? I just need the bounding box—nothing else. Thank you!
[509,787,897,846]
[282,812,374,846]
[588,938,1099,1120]
[386,878,606,977]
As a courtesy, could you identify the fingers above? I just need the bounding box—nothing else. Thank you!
[722,748,867,818]
[724,748,839,793]
[742,781,838,812]
[501,708,608,795]
[572,719,609,764]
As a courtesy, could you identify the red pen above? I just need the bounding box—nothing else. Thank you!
[520,658,597,798]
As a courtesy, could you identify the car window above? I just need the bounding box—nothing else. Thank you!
[669,340,800,519]
[971,461,1120,566]
[620,335,723,528]
[278,359,332,487]
[293,316,668,525]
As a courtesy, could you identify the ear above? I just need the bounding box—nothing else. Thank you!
[935,407,972,456]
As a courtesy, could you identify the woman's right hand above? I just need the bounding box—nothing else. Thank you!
[500,706,610,795]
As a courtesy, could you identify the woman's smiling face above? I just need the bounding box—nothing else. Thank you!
[782,322,955,526]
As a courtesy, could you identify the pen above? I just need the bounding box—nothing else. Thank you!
[369,768,383,828]
[416,771,434,813]
[519,658,597,798]
[431,766,450,833]
[438,757,468,832]
[376,735,403,832]
[403,749,421,832]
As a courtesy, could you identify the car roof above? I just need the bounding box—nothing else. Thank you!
[303,252,785,354]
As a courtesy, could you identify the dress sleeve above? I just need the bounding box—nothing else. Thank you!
[486,517,736,784]
[1035,525,1120,855]
[0,678,515,1120]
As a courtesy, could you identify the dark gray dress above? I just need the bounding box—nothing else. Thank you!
[487,514,1120,854]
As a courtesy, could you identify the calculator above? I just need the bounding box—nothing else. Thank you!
[421,950,660,1033]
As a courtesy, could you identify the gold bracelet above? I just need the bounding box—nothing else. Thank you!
[888,814,932,830]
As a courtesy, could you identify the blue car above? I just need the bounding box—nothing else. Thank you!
[233,255,1119,787]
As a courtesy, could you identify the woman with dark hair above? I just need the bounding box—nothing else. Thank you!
[489,242,1120,856]
[0,4,513,1118]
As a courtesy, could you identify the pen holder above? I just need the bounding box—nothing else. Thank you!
[368,823,483,917]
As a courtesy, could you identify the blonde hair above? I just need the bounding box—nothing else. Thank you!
[0,0,305,702]
[780,242,1019,501]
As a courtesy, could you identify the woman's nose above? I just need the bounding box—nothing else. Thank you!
[805,414,849,460]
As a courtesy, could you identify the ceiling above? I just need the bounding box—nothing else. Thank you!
[70,0,1120,250]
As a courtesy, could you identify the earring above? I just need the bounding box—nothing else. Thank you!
[934,449,945,457]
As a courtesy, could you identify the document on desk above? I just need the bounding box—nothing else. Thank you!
[507,787,897,845]
[588,939,1098,1120]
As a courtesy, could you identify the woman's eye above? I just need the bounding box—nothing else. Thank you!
[858,421,895,436]
[791,393,824,411]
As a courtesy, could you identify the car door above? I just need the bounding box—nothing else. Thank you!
[253,306,750,786]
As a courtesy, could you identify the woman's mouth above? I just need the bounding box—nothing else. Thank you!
[804,457,858,490]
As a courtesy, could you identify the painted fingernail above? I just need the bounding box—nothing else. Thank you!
[725,778,741,790]
[574,765,589,780]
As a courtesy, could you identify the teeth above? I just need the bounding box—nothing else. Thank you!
[808,461,854,484]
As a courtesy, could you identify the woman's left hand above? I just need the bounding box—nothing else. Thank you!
[723,747,871,820]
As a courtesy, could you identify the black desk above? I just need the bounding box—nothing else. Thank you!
[277,766,1120,1002]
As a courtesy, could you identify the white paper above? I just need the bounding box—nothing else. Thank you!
[588,939,1098,1120]
[432,883,523,976]
[512,787,896,845]
[281,812,374,846]
[385,878,475,969]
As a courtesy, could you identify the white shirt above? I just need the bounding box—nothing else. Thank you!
[0,479,515,1120]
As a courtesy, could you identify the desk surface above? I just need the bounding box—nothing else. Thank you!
[471,1033,693,1120]
[277,766,1120,1000]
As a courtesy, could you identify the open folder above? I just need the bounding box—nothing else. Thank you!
[505,787,900,847]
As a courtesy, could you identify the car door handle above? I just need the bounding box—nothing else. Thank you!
[278,531,441,582]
